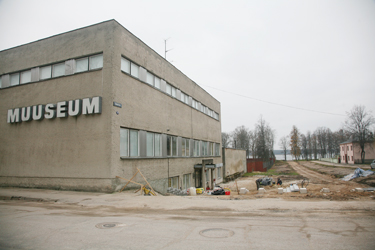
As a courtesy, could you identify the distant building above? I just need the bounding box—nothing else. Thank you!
[0,20,222,193]
[339,140,375,164]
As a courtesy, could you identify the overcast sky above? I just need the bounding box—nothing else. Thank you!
[1,0,374,149]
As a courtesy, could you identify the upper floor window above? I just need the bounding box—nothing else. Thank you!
[40,66,52,80]
[10,73,19,86]
[89,54,103,70]
[52,63,65,77]
[76,57,89,73]
[20,70,31,84]
[130,62,139,78]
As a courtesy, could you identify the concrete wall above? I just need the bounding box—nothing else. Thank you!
[223,148,246,176]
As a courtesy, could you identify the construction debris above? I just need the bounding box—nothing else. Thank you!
[341,168,374,181]
[116,168,157,196]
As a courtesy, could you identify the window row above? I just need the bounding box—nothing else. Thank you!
[120,56,220,121]
[120,128,221,158]
[0,54,103,89]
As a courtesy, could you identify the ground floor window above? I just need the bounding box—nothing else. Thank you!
[167,135,177,156]
[217,167,222,178]
[183,174,191,190]
[169,176,179,189]
[146,132,162,157]
[120,128,139,157]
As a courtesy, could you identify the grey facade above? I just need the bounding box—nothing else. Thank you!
[0,20,222,193]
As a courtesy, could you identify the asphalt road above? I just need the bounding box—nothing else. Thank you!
[1,199,374,250]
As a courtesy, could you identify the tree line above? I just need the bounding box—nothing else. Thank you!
[281,105,374,163]
[222,117,275,161]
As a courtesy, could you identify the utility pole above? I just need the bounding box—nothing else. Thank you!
[164,38,173,60]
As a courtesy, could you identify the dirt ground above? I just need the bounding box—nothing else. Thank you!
[208,161,375,201]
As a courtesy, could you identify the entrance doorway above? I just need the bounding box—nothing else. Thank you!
[194,168,202,188]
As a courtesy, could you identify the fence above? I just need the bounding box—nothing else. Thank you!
[246,158,275,173]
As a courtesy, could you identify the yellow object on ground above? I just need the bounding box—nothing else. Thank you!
[196,188,204,194]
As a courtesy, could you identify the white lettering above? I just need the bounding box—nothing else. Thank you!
[7,108,20,123]
[82,96,102,115]
[7,96,102,124]
[44,104,56,119]
[32,105,45,120]
[21,106,32,122]
[56,101,68,118]
[68,99,82,116]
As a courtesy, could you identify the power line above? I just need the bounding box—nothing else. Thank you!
[202,84,346,117]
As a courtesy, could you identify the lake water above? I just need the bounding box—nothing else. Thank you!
[275,154,293,161]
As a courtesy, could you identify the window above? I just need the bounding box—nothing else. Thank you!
[201,104,205,113]
[40,66,52,80]
[181,138,190,157]
[0,77,2,88]
[194,140,200,156]
[146,132,154,157]
[181,92,185,102]
[217,167,222,178]
[351,156,353,161]
[52,63,65,77]
[351,146,352,151]
[146,132,162,157]
[120,128,129,157]
[167,135,177,156]
[183,174,191,190]
[20,70,31,84]
[186,139,190,156]
[154,76,161,89]
[154,134,162,157]
[215,143,220,156]
[76,57,88,73]
[171,86,176,98]
[121,57,130,74]
[89,54,103,70]
[146,72,154,86]
[166,83,172,95]
[10,73,19,86]
[208,142,214,156]
[169,176,179,189]
[130,62,139,77]
[120,128,139,157]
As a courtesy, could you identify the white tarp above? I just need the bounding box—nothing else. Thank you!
[341,168,374,181]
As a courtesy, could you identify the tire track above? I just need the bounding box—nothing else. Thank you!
[289,161,337,183]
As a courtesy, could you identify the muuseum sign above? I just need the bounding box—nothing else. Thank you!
[7,96,102,123]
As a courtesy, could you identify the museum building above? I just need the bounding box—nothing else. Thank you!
[0,20,222,193]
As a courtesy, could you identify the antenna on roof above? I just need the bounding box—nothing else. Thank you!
[164,38,173,60]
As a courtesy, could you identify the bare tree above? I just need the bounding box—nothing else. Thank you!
[315,127,328,158]
[301,134,308,160]
[306,131,312,160]
[311,133,318,160]
[279,136,289,161]
[290,125,301,160]
[248,130,257,158]
[221,132,231,148]
[232,125,250,154]
[254,117,275,161]
[344,105,375,163]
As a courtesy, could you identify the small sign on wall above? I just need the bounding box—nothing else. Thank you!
[113,102,122,108]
